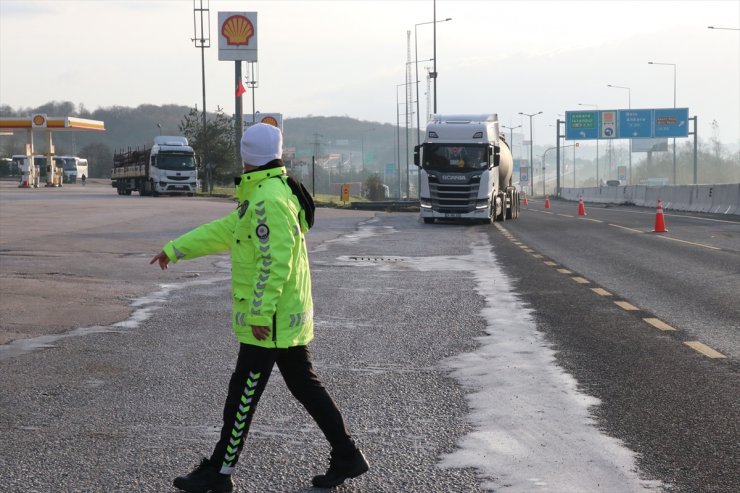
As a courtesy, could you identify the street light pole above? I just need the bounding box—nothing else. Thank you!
[708,26,740,30]
[501,124,521,150]
[518,111,542,195]
[606,84,632,183]
[649,61,677,183]
[415,18,451,149]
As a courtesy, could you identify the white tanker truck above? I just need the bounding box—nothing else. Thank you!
[413,114,520,223]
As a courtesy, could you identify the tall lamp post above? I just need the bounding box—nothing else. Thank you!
[577,103,600,184]
[648,61,677,183]
[606,84,632,183]
[708,26,740,30]
[501,124,521,149]
[415,18,452,148]
[396,82,414,199]
[518,111,542,195]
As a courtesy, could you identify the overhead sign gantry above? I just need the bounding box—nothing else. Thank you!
[0,115,105,187]
[564,108,689,140]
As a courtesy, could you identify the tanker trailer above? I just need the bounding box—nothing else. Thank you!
[413,114,520,223]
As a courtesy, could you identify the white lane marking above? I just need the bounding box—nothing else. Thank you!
[578,206,740,225]
[609,223,644,233]
[654,235,721,250]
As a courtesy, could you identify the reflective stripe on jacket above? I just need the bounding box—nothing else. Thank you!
[162,165,313,348]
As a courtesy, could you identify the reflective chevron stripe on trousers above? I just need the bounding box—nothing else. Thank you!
[211,344,357,475]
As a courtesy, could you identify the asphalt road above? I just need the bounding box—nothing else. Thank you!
[1,185,738,492]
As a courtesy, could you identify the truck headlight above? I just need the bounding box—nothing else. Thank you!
[475,198,489,209]
[420,197,431,208]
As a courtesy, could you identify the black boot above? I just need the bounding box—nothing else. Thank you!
[312,448,369,488]
[173,458,234,493]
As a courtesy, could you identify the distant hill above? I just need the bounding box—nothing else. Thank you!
[0,102,403,178]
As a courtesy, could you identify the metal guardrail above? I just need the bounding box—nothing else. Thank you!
[349,200,420,212]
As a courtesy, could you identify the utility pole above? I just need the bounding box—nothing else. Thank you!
[192,0,210,193]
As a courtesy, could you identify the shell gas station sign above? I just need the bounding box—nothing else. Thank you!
[218,12,257,61]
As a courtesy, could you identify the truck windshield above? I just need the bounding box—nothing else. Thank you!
[422,144,488,171]
[157,154,196,171]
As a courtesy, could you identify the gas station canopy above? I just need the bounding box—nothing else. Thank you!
[0,115,105,132]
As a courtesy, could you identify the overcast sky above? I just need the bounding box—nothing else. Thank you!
[1,0,738,147]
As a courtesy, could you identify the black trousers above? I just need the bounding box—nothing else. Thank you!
[210,344,355,475]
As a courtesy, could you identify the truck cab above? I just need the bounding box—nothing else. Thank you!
[414,114,518,223]
[150,136,198,195]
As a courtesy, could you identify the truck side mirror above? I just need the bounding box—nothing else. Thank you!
[492,146,501,167]
[413,145,420,167]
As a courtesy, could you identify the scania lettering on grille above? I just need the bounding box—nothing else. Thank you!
[441,175,468,182]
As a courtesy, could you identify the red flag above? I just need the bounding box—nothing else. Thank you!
[236,82,247,97]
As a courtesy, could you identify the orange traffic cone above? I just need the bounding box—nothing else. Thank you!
[653,199,667,232]
[578,195,586,216]
[544,196,551,209]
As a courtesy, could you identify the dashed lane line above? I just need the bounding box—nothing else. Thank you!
[684,341,727,359]
[558,214,574,218]
[609,223,644,233]
[614,301,639,311]
[581,217,604,223]
[591,287,612,296]
[643,318,676,331]
[496,225,731,362]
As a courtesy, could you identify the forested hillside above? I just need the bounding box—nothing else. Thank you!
[0,102,400,180]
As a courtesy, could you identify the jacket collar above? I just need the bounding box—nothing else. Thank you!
[235,165,287,202]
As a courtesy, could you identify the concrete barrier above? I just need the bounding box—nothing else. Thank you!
[560,183,740,215]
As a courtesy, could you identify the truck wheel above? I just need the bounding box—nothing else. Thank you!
[496,196,506,222]
[423,217,435,224]
[505,194,513,220]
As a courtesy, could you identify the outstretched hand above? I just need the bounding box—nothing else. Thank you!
[150,251,170,270]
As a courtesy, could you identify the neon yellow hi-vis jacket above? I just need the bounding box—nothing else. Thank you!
[162,165,313,348]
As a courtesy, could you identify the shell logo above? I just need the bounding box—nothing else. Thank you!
[260,116,279,127]
[32,114,47,127]
[222,15,254,46]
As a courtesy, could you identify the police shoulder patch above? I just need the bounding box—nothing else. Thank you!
[256,224,270,240]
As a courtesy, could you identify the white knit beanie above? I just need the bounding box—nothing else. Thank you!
[240,123,283,167]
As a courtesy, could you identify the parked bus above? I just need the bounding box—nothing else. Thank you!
[55,156,89,183]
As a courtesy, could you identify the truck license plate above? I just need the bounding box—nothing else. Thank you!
[444,213,461,218]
